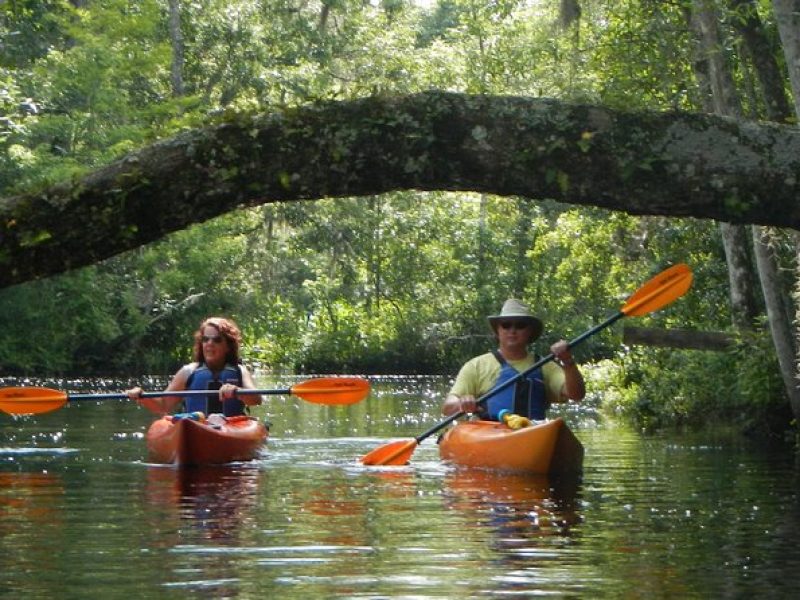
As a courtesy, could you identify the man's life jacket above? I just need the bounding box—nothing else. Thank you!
[184,363,245,416]
[483,350,547,421]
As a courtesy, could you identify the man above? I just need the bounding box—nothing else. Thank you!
[442,299,585,428]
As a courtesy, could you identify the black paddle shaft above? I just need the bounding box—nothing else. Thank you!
[414,310,625,443]
[64,388,286,401]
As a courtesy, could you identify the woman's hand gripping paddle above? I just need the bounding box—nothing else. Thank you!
[0,376,370,416]
[360,263,693,466]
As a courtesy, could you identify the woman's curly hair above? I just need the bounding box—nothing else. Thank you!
[192,317,242,364]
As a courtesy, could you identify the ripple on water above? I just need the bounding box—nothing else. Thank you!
[0,447,79,456]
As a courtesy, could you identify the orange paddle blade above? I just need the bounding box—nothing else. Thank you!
[622,263,693,317]
[0,387,68,415]
[290,377,370,405]
[361,439,418,466]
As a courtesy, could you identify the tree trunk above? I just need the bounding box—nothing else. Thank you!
[368,196,383,312]
[513,197,534,297]
[773,0,800,111]
[4,92,800,289]
[727,0,800,421]
[752,226,799,401]
[168,0,184,98]
[691,0,800,421]
[772,0,800,421]
[719,223,760,327]
[476,193,491,316]
[690,0,760,329]
[729,0,792,122]
[623,326,735,351]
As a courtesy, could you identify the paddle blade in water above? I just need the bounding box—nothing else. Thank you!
[622,263,693,317]
[290,377,370,405]
[0,387,69,415]
[361,439,418,466]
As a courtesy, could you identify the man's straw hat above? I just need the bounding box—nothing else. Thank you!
[487,299,543,340]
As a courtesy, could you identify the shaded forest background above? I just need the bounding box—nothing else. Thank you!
[1,0,798,434]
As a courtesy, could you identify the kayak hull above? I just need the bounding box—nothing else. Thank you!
[438,417,583,475]
[146,416,268,466]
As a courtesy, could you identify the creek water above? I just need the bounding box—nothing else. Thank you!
[1,374,798,598]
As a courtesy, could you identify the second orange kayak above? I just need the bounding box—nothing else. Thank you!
[438,417,583,475]
[146,414,268,466]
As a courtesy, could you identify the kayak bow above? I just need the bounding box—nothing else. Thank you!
[438,418,583,475]
[146,414,268,466]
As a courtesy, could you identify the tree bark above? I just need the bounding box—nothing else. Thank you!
[773,0,800,112]
[729,0,792,122]
[719,222,760,326]
[752,226,799,399]
[690,0,800,422]
[772,0,800,422]
[690,0,760,329]
[168,0,184,97]
[725,0,800,420]
[3,92,800,289]
[623,326,735,351]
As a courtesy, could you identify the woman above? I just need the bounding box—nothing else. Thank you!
[127,317,263,416]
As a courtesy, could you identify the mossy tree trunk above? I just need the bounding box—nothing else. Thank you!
[3,91,800,289]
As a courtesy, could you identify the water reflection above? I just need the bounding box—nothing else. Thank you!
[444,469,582,540]
[141,465,264,596]
[0,470,64,529]
[145,464,262,541]
[441,469,584,595]
[0,471,66,595]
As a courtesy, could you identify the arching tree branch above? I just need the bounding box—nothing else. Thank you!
[2,91,800,289]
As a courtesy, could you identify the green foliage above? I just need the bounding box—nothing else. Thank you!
[585,1,697,111]
[0,0,75,70]
[0,0,794,433]
[0,266,146,374]
[599,328,790,433]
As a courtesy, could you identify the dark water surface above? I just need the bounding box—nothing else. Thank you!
[1,375,799,598]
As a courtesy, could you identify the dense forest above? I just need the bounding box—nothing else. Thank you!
[1,0,799,435]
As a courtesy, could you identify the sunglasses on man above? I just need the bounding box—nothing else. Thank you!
[499,321,529,331]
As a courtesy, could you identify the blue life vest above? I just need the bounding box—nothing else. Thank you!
[484,350,547,421]
[184,363,245,416]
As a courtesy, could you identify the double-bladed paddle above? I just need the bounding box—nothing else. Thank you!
[0,376,370,416]
[361,263,693,466]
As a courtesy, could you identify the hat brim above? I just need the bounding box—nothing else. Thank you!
[488,316,543,341]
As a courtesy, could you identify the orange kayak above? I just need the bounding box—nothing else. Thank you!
[438,417,583,475]
[146,415,268,466]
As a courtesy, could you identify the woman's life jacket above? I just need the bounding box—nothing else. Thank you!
[483,350,547,421]
[184,363,245,416]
